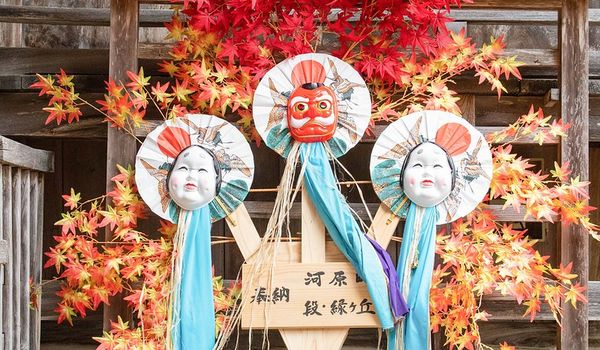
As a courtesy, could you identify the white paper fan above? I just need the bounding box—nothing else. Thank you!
[252,53,371,158]
[370,110,493,224]
[135,114,254,223]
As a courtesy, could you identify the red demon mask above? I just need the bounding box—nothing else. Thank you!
[286,59,339,143]
[287,83,338,142]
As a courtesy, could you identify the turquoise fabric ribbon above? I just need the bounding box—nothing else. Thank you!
[172,206,216,350]
[300,142,395,330]
[390,202,439,349]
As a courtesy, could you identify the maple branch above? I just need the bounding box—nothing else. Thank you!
[75,96,143,144]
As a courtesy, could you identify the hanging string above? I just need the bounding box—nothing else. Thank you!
[214,142,306,350]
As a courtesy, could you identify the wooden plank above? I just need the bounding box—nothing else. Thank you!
[242,262,379,329]
[0,117,578,142]
[224,204,261,261]
[458,0,562,9]
[0,0,22,48]
[590,146,600,281]
[6,74,600,96]
[300,187,326,263]
[0,166,4,350]
[11,168,21,350]
[1,165,13,350]
[0,240,7,265]
[30,172,42,350]
[242,201,555,223]
[559,1,590,349]
[7,5,600,29]
[135,120,562,144]
[0,92,107,138]
[0,43,598,78]
[103,0,139,331]
[457,94,476,123]
[367,205,400,249]
[20,170,31,349]
[0,48,108,75]
[279,185,348,350]
[137,43,569,69]
[141,0,563,15]
[480,321,557,349]
[0,5,173,27]
[0,135,54,172]
[37,280,600,324]
[451,9,600,24]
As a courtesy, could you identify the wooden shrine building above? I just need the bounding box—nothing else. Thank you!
[0,0,598,348]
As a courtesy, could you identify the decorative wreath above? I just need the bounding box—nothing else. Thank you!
[252,53,371,157]
[370,110,493,224]
[135,114,254,222]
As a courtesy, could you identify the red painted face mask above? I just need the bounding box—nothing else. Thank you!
[287,83,338,143]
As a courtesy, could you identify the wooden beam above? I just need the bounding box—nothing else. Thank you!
[137,43,567,69]
[0,0,22,48]
[103,0,139,331]
[241,201,553,223]
[7,73,600,97]
[450,9,600,25]
[7,5,600,28]
[0,46,597,76]
[0,48,108,75]
[560,0,590,349]
[9,95,600,142]
[0,136,54,172]
[0,5,172,27]
[143,0,563,9]
[136,120,562,144]
[458,0,562,9]
[41,279,600,322]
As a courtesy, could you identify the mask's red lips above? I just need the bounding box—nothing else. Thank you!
[421,179,434,187]
[184,183,197,190]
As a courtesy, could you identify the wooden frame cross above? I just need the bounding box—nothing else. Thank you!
[226,181,401,350]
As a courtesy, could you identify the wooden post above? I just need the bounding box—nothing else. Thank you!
[0,0,22,48]
[278,187,349,350]
[559,0,589,349]
[103,0,139,330]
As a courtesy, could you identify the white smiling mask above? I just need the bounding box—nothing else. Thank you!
[168,146,219,211]
[401,142,453,208]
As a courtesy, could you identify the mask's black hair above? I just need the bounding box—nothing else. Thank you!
[399,141,456,191]
[301,82,324,90]
[166,144,222,196]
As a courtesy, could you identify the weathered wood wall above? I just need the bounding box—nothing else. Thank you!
[0,1,597,348]
[0,136,53,350]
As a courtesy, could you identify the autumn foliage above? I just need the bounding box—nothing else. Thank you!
[45,165,240,348]
[30,0,598,349]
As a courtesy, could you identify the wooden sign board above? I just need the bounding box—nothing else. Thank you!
[241,262,380,329]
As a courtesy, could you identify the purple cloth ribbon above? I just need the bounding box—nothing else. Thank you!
[365,235,409,319]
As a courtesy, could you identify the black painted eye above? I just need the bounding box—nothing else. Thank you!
[413,163,423,168]
[197,168,208,173]
[178,166,188,171]
[434,164,443,168]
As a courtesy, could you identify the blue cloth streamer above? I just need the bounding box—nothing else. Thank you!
[389,202,438,349]
[172,207,216,350]
[300,142,406,330]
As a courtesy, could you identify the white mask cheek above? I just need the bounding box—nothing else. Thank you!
[434,167,453,196]
[168,169,216,210]
[402,164,453,208]
[168,169,185,199]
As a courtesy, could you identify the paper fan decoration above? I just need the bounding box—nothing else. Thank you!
[252,53,371,158]
[135,114,254,223]
[370,110,493,224]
